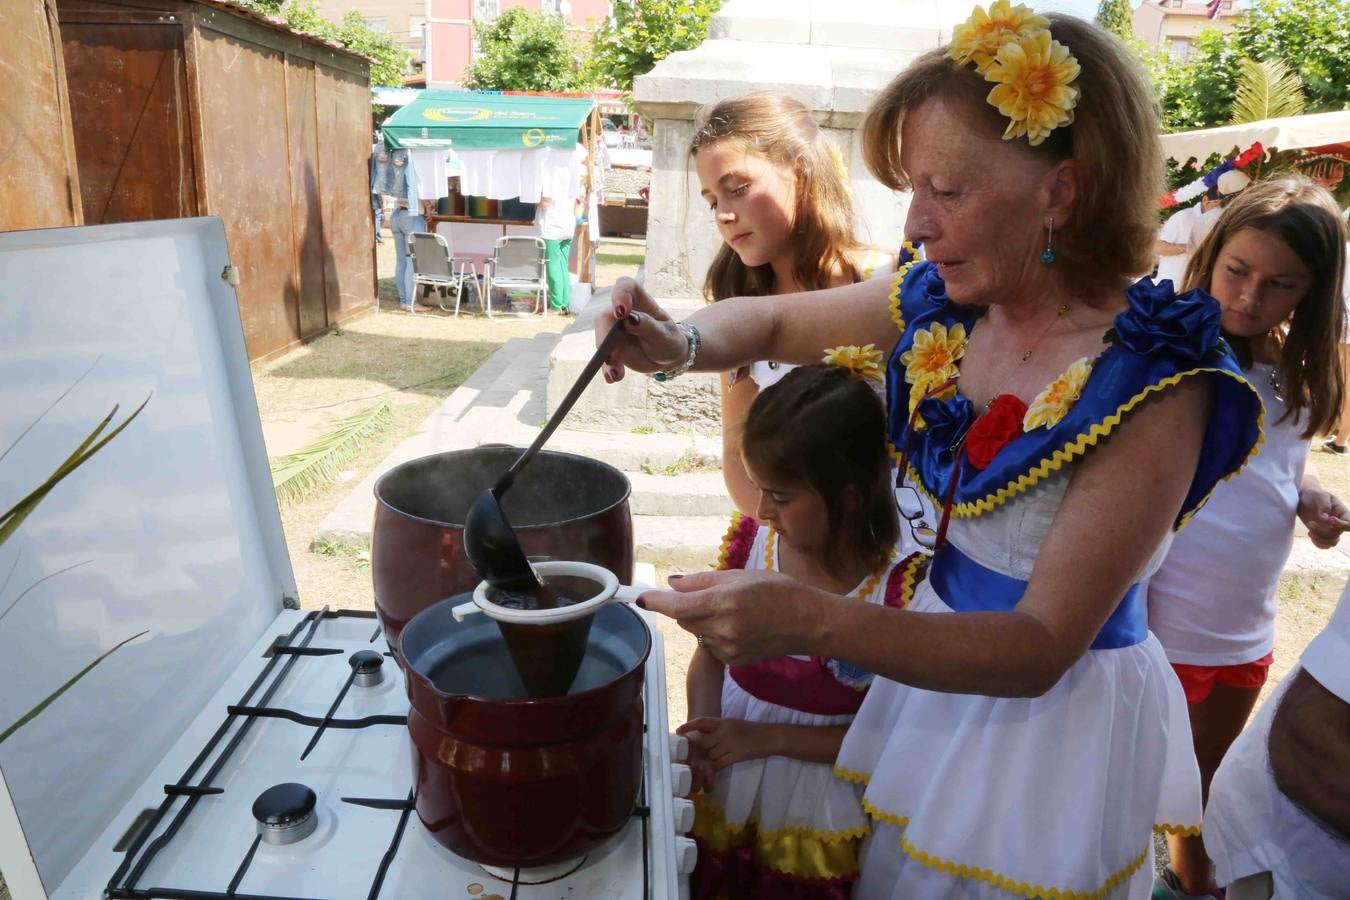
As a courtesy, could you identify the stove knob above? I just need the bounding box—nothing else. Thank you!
[668,733,689,763]
[674,836,698,876]
[672,797,695,834]
[670,763,692,798]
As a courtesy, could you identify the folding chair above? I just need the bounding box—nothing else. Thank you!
[482,236,548,320]
[408,232,479,316]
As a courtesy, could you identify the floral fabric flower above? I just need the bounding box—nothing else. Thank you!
[966,394,1028,469]
[1024,356,1094,431]
[916,392,974,463]
[984,30,1081,146]
[902,322,967,394]
[822,344,883,382]
[1113,279,1223,361]
[948,0,1049,75]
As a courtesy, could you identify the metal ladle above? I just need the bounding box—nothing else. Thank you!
[464,322,629,592]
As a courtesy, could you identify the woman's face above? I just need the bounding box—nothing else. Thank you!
[696,140,798,270]
[900,96,1057,305]
[1208,226,1313,338]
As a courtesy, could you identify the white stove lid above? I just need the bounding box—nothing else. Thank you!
[0,219,296,895]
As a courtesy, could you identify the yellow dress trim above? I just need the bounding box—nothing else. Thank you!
[715,512,748,571]
[888,257,919,336]
[834,764,870,786]
[1154,822,1202,837]
[902,366,1263,526]
[860,796,909,830]
[894,553,925,608]
[691,793,867,881]
[899,833,1149,900]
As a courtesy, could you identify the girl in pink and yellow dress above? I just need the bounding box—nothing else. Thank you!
[680,359,923,900]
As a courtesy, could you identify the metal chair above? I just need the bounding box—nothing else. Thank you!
[482,236,548,319]
[408,232,479,316]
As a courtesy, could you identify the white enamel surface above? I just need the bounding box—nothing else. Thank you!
[0,219,294,894]
[50,608,683,899]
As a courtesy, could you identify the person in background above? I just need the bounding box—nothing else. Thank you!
[1323,234,1350,454]
[1157,187,1224,286]
[371,144,423,313]
[1202,577,1350,899]
[537,135,587,315]
[371,132,385,245]
[1147,176,1349,900]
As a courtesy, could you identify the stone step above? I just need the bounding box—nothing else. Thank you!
[465,423,723,474]
[629,470,735,517]
[634,513,735,572]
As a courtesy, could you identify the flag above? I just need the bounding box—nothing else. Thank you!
[1206,0,1223,19]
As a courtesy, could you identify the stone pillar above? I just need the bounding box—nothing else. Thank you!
[633,0,963,298]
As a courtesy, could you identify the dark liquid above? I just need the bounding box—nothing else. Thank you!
[492,577,601,698]
[426,633,630,699]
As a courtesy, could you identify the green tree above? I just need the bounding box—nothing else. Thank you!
[464,7,590,91]
[1094,0,1133,42]
[588,0,722,93]
[1149,0,1350,131]
[235,0,410,86]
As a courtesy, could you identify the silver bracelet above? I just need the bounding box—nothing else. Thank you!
[653,322,701,382]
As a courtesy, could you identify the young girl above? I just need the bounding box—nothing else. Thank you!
[689,91,904,518]
[679,361,917,900]
[1147,176,1350,900]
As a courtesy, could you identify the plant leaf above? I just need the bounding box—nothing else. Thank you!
[0,560,90,628]
[0,358,101,467]
[1230,57,1306,124]
[270,401,393,505]
[0,630,149,744]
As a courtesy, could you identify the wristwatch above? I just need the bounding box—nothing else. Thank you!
[653,322,702,382]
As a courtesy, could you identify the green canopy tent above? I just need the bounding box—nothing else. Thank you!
[382,91,595,151]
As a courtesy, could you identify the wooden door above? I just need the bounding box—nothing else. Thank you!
[286,57,328,337]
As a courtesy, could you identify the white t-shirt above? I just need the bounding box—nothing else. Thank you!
[1146,363,1308,666]
[1156,204,1221,287]
[536,144,587,241]
[1204,581,1350,897]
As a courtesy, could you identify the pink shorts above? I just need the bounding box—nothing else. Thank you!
[1172,652,1274,705]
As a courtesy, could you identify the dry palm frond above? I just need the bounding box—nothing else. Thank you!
[270,401,394,505]
[1231,57,1306,125]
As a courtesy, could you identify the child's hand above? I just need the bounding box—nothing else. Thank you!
[678,717,778,774]
[1298,488,1350,549]
[684,742,718,794]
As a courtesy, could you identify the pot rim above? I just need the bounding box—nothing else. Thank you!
[372,448,633,531]
[403,599,652,707]
[466,561,622,625]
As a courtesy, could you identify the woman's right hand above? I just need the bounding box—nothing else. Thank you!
[595,277,689,383]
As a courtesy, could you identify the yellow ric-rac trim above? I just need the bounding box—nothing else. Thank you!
[715,512,748,570]
[765,528,778,572]
[899,833,1149,900]
[860,796,909,830]
[833,764,870,786]
[691,793,867,880]
[894,553,925,608]
[904,367,1263,524]
[1154,822,1202,837]
[888,255,920,336]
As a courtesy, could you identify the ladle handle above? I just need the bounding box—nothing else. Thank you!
[496,323,629,494]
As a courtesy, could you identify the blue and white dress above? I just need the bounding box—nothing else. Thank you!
[835,262,1263,899]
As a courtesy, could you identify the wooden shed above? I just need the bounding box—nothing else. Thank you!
[52,0,377,361]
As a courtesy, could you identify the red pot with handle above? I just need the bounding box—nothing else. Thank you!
[371,447,633,657]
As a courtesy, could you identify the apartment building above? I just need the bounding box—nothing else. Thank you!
[1133,0,1241,59]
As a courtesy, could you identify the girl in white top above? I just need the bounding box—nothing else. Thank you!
[1146,176,1350,900]
[688,91,898,518]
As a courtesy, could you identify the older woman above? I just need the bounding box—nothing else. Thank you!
[598,7,1263,898]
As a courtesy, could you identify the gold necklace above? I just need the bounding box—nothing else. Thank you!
[1021,303,1071,362]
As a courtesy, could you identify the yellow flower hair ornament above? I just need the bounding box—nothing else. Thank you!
[829,145,849,183]
[822,344,884,382]
[948,2,1080,147]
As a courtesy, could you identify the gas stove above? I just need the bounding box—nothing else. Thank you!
[0,220,694,900]
[48,607,694,899]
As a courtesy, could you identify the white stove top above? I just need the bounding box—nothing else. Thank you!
[50,608,695,900]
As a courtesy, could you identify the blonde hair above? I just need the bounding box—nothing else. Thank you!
[859,15,1162,292]
[1184,176,1347,438]
[690,91,863,302]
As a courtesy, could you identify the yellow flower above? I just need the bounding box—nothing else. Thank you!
[1023,356,1093,431]
[822,344,883,381]
[901,322,967,389]
[948,0,1050,75]
[830,145,849,183]
[984,30,1081,147]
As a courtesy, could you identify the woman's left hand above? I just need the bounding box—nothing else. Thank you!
[639,569,829,665]
[677,717,779,773]
[1297,488,1350,549]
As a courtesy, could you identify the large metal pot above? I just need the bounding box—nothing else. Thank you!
[371,448,633,655]
[399,596,650,867]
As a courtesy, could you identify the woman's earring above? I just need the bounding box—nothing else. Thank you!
[1040,218,1056,264]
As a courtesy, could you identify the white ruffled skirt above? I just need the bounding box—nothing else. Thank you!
[836,581,1202,899]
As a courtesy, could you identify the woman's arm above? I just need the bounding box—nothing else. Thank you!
[644,378,1212,698]
[1268,669,1350,839]
[720,373,760,516]
[598,276,899,380]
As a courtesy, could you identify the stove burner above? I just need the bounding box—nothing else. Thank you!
[348,650,385,687]
[252,783,318,846]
